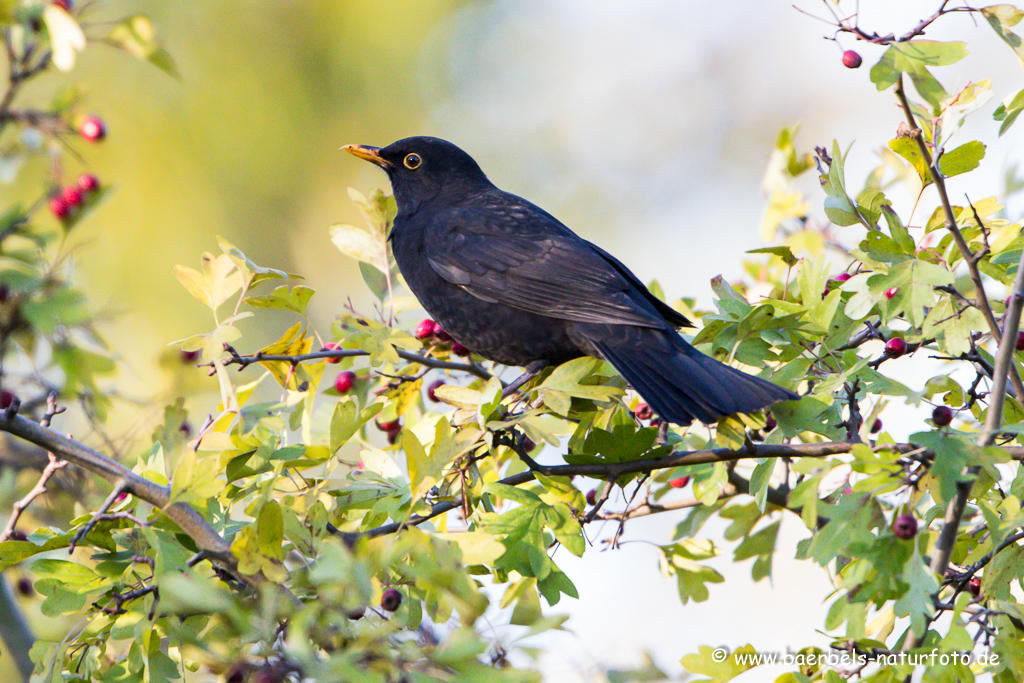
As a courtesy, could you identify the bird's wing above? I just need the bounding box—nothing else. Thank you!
[423,202,686,328]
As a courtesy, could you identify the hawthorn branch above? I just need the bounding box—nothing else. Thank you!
[0,452,66,543]
[218,345,493,382]
[893,74,1024,401]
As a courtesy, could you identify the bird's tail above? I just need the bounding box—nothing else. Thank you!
[583,324,797,425]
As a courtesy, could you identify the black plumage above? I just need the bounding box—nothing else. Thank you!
[344,136,797,424]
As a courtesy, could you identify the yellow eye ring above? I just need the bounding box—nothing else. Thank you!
[404,153,422,169]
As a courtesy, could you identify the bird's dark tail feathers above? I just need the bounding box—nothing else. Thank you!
[586,325,798,425]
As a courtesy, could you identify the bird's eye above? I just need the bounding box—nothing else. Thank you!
[403,153,422,170]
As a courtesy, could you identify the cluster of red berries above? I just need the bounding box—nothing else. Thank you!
[49,173,100,220]
[376,417,402,445]
[414,318,470,357]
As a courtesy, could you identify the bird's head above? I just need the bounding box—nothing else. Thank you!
[343,136,491,211]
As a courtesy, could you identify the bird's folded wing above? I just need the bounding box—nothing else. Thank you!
[423,206,674,328]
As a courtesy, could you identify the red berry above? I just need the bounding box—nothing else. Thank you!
[52,0,72,10]
[842,50,862,69]
[669,475,691,489]
[521,435,536,452]
[764,414,777,431]
[414,319,437,340]
[634,402,653,420]
[884,337,907,358]
[451,342,471,357]
[334,371,356,394]
[932,405,953,427]
[79,116,106,142]
[15,577,33,597]
[893,514,918,539]
[586,489,597,506]
[7,530,27,541]
[427,379,445,402]
[380,588,402,612]
[0,390,15,409]
[968,576,981,597]
[0,284,8,303]
[180,349,200,363]
[115,492,128,502]
[434,328,452,343]
[833,273,852,282]
[871,418,882,433]
[76,173,99,193]
[61,186,82,208]
[386,427,401,445]
[884,287,898,299]
[376,419,400,432]
[322,341,341,364]
[1016,331,1024,351]
[49,195,69,219]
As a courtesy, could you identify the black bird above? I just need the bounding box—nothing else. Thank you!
[344,136,797,425]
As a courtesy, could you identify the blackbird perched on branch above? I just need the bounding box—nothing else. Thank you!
[344,136,797,425]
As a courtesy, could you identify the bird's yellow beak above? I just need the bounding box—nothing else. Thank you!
[342,144,392,169]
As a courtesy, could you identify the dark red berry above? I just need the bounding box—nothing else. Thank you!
[322,341,341,363]
[893,514,918,539]
[380,588,402,612]
[884,337,907,358]
[884,287,898,299]
[386,427,401,445]
[334,371,356,394]
[52,0,72,10]
[49,195,69,219]
[0,390,15,409]
[79,116,106,142]
[451,342,470,357]
[634,402,653,420]
[586,489,597,506]
[76,174,98,193]
[0,284,8,303]
[932,405,953,427]
[842,50,862,69]
[521,435,536,452]
[414,319,437,340]
[7,529,27,541]
[376,419,400,432]
[224,667,245,683]
[1016,331,1024,351]
[179,422,191,436]
[669,475,691,489]
[15,577,33,597]
[871,418,882,434]
[764,414,777,431]
[347,606,365,620]
[61,186,82,208]
[832,272,852,283]
[427,379,445,402]
[968,576,981,597]
[180,349,201,363]
[434,328,452,343]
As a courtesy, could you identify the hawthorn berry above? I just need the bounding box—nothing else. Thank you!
[634,402,653,420]
[15,577,33,597]
[386,427,402,445]
[884,337,907,358]
[451,342,471,357]
[322,342,341,363]
[79,116,106,142]
[61,186,82,208]
[871,418,882,433]
[427,379,445,402]
[932,405,953,427]
[376,419,400,432]
[1016,331,1024,351]
[968,576,981,597]
[49,195,69,219]
[764,414,777,431]
[884,287,898,299]
[434,327,452,343]
[0,390,16,409]
[892,514,918,539]
[77,173,99,193]
[334,371,356,394]
[380,588,402,612]
[7,529,27,541]
[586,489,597,505]
[53,0,72,10]
[669,475,691,489]
[842,50,862,69]
[521,435,536,452]
[180,349,201,363]
[414,319,437,340]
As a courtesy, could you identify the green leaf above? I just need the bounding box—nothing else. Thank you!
[329,400,383,452]
[107,15,178,77]
[994,88,1024,136]
[329,223,387,270]
[938,140,985,178]
[244,284,315,314]
[870,41,967,107]
[681,644,758,683]
[982,5,1024,67]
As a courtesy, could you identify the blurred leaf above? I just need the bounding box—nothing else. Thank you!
[982,5,1024,67]
[107,15,178,77]
[329,223,387,271]
[994,88,1024,136]
[42,5,85,72]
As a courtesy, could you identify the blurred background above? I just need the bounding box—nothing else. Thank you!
[3,1,1023,680]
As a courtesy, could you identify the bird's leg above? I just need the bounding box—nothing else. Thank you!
[501,360,549,399]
